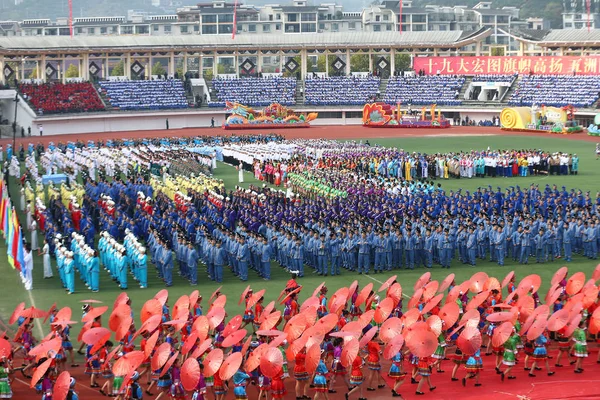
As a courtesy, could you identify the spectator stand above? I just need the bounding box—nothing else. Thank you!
[98,79,189,111]
[508,75,600,108]
[208,76,297,108]
[304,75,381,106]
[18,81,105,115]
[383,75,465,106]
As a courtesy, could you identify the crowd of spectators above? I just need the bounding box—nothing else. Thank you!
[19,82,104,114]
[209,77,296,107]
[304,75,380,105]
[472,74,515,83]
[99,79,189,110]
[383,75,465,106]
[508,75,600,108]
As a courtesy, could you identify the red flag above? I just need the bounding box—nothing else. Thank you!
[69,0,73,37]
[399,0,403,34]
[232,0,238,40]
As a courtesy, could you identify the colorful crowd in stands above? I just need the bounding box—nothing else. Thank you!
[209,77,296,107]
[383,76,465,106]
[304,76,381,106]
[99,79,189,111]
[19,82,104,115]
[508,75,600,108]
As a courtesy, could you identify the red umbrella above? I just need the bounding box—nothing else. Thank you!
[0,339,10,359]
[314,314,339,335]
[246,290,266,309]
[563,314,582,337]
[212,295,227,309]
[30,358,53,388]
[303,327,325,349]
[426,315,443,337]
[341,337,359,368]
[9,303,25,325]
[207,306,226,330]
[526,317,547,341]
[284,313,307,341]
[28,337,62,360]
[517,295,535,321]
[487,312,516,323]
[219,352,243,381]
[408,288,424,309]
[181,332,199,356]
[421,293,443,316]
[20,306,47,319]
[379,317,403,344]
[589,307,600,335]
[134,314,162,340]
[546,287,562,307]
[459,309,481,330]
[457,327,482,356]
[374,298,394,324]
[151,343,172,371]
[439,273,455,293]
[501,271,515,289]
[269,332,287,349]
[181,358,200,391]
[300,296,319,312]
[82,327,111,346]
[466,290,490,311]
[42,303,57,324]
[359,326,378,348]
[223,315,243,338]
[192,316,210,341]
[492,321,513,347]
[387,283,403,307]
[469,272,489,293]
[312,282,326,298]
[141,299,161,324]
[260,311,281,331]
[145,331,160,359]
[191,338,213,359]
[358,310,375,329]
[438,302,460,327]
[113,351,145,376]
[406,329,437,358]
[52,371,71,400]
[383,334,405,360]
[221,329,247,348]
[329,294,347,315]
[552,267,569,286]
[55,307,72,323]
[203,348,224,377]
[414,272,431,290]
[566,272,586,296]
[113,293,129,309]
[160,351,179,378]
[245,344,268,372]
[260,347,284,378]
[547,308,570,332]
[82,306,109,323]
[423,281,439,302]
[209,286,222,304]
[584,285,600,309]
[402,308,421,328]
[280,287,302,306]
[189,290,200,308]
[355,283,373,307]
[341,321,363,337]
[517,274,542,294]
[305,343,321,374]
[154,289,169,306]
[116,315,133,342]
[173,295,190,320]
[332,287,350,304]
[484,277,501,292]
[262,302,278,322]
[378,275,398,293]
[239,285,252,305]
[445,286,462,305]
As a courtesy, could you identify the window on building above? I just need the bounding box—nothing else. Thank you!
[373,24,381,31]
[194,25,199,31]
[263,24,270,32]
[564,22,573,27]
[164,25,171,32]
[439,25,447,31]
[414,24,425,31]
[76,27,83,34]
[153,25,159,31]
[332,22,339,31]
[202,25,217,34]
[386,24,392,30]
[301,13,316,21]
[218,24,232,33]
[288,14,298,22]
[59,28,70,35]
[269,15,273,21]
[101,27,107,34]
[276,23,281,30]
[301,23,316,32]
[88,27,95,34]
[575,14,582,19]
[203,15,217,24]
[413,15,426,23]
[181,25,188,33]
[383,14,389,21]
[575,22,584,28]
[349,22,356,29]
[248,24,256,32]
[319,23,325,30]
[220,14,234,23]
[482,16,494,23]
[136,26,149,34]
[375,15,381,22]
[497,16,509,23]
[276,13,281,20]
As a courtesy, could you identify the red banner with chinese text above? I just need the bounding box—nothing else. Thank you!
[413,56,600,76]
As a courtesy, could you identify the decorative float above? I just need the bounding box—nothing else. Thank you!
[501,104,583,134]
[587,113,600,136]
[362,103,451,128]
[223,102,317,130]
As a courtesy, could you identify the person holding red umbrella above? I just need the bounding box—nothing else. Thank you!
[124,371,143,400]
[388,351,406,398]
[571,319,588,373]
[328,338,349,393]
[554,327,573,367]
[99,341,115,397]
[168,358,185,400]
[415,356,436,395]
[213,368,227,400]
[241,290,254,329]
[312,352,329,400]
[0,357,11,399]
[67,377,80,400]
[500,328,520,381]
[294,348,310,400]
[365,335,385,392]
[271,368,287,400]
[346,355,365,400]
[191,363,206,400]
[257,366,271,400]
[462,349,482,388]
[528,334,554,377]
[232,367,251,400]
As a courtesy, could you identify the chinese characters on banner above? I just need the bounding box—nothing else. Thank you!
[413,56,600,75]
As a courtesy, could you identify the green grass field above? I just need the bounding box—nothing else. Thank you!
[0,134,598,354]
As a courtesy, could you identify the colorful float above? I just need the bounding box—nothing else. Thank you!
[222,102,317,130]
[587,113,600,136]
[500,104,583,134]
[362,102,451,128]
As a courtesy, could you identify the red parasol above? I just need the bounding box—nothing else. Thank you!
[421,293,444,316]
[304,306,317,326]
[280,287,301,306]
[526,317,547,341]
[82,327,111,346]
[566,272,586,296]
[517,274,542,295]
[383,334,405,360]
[113,351,145,376]
[102,345,122,369]
[221,329,247,348]
[329,294,347,315]
[203,348,224,378]
[109,304,131,332]
[552,266,569,286]
[246,289,266,309]
[408,288,424,310]
[438,302,460,327]
[492,321,513,347]
[113,293,129,310]
[285,337,306,361]
[332,287,350,304]
[145,331,160,359]
[303,327,325,349]
[207,306,226,330]
[341,321,363,336]
[402,308,421,328]
[379,317,403,344]
[51,320,77,328]
[181,358,201,391]
[191,338,213,359]
[219,352,243,381]
[589,307,600,335]
[160,351,179,378]
[269,332,287,349]
[374,298,394,324]
[140,299,161,324]
[42,302,57,324]
[52,370,70,400]
[466,290,490,311]
[0,339,10,359]
[305,343,321,374]
[501,271,515,289]
[459,309,481,329]
[245,344,268,372]
[209,286,222,304]
[154,289,169,306]
[29,337,62,360]
[30,358,53,388]
[192,316,210,341]
[563,314,582,337]
[341,337,359,368]
[260,347,284,378]
[423,281,439,302]
[348,280,359,299]
[212,295,227,309]
[240,336,252,357]
[547,308,570,332]
[9,302,25,325]
[136,314,162,339]
[355,283,373,308]
[115,315,133,342]
[583,285,600,309]
[484,277,501,292]
[259,311,281,331]
[20,306,47,319]
[181,332,199,356]
[312,282,326,298]
[426,315,443,337]
[517,295,535,321]
[329,331,360,340]
[359,326,378,348]
[439,273,455,293]
[469,272,489,294]
[387,283,403,307]
[82,306,109,323]
[284,313,307,341]
[239,285,252,305]
[223,315,243,338]
[414,272,431,290]
[457,327,482,356]
[593,263,600,282]
[151,343,172,371]
[379,275,398,293]
[406,328,437,357]
[487,312,516,323]
[314,314,339,335]
[189,290,200,308]
[173,295,190,320]
[546,287,562,307]
[300,296,319,313]
[55,307,72,323]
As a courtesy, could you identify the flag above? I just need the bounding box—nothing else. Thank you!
[232,0,238,40]
[15,226,24,272]
[7,211,16,270]
[0,198,5,235]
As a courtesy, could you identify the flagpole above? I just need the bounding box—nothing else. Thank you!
[232,0,238,40]
[399,0,403,34]
[69,0,73,38]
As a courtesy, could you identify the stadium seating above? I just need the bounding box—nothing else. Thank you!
[209,77,296,107]
[383,76,465,106]
[99,79,189,110]
[19,82,104,114]
[508,75,600,108]
[472,74,515,83]
[304,76,380,106]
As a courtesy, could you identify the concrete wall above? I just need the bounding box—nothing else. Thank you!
[0,90,37,134]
